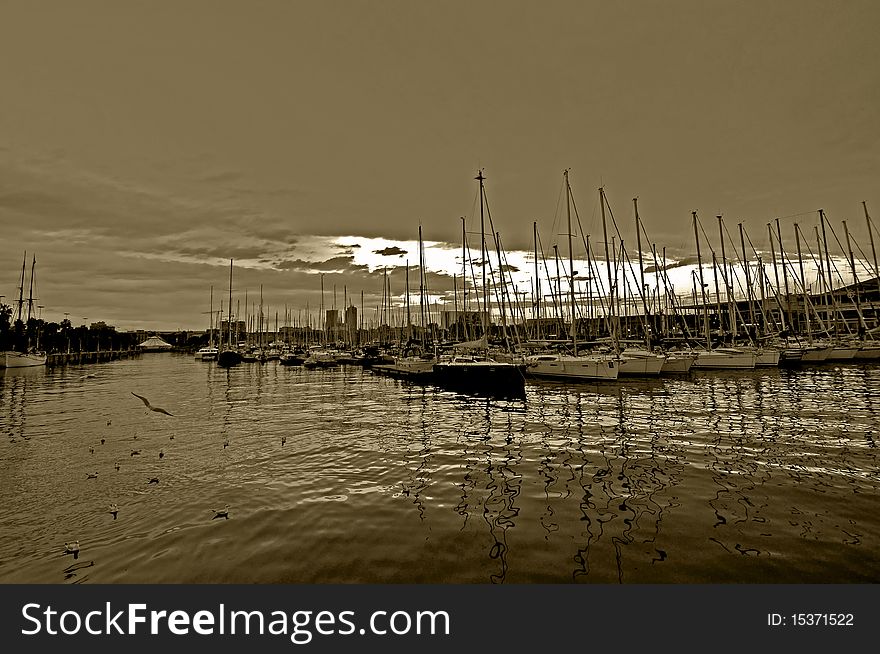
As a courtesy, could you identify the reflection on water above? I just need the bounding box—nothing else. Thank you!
[1,354,879,583]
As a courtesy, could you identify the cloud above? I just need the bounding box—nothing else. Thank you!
[373,246,407,256]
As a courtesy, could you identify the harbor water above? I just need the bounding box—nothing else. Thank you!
[1,353,878,583]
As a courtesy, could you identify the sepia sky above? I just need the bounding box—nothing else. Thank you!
[1,0,878,332]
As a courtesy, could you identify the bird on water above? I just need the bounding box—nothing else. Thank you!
[147,477,159,485]
[131,392,174,416]
[63,541,80,559]
[109,503,118,519]
[212,505,230,520]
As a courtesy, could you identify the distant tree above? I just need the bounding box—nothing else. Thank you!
[0,303,11,349]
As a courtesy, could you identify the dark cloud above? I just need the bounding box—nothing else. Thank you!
[276,255,369,274]
[644,256,700,273]
[373,246,407,256]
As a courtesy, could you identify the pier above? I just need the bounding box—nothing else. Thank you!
[46,348,141,367]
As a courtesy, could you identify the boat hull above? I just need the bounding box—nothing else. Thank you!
[525,355,618,381]
[660,353,695,374]
[692,350,756,369]
[432,361,526,396]
[2,351,47,368]
[618,351,665,376]
[217,349,242,367]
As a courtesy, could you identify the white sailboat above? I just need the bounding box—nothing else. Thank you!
[2,253,47,368]
[526,172,620,382]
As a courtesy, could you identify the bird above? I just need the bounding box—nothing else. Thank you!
[89,446,94,455]
[158,449,164,459]
[114,462,120,471]
[281,436,287,446]
[107,420,111,426]
[109,503,118,519]
[147,477,159,485]
[86,472,98,479]
[130,449,141,456]
[169,434,175,441]
[211,505,230,520]
[131,392,174,416]
[64,541,80,559]
[100,438,105,445]
[223,439,229,449]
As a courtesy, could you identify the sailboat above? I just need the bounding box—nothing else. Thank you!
[432,171,527,396]
[525,171,618,381]
[2,253,47,368]
[688,213,756,369]
[217,259,242,367]
[195,286,218,360]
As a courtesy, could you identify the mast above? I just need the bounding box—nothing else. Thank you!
[718,216,736,340]
[227,259,233,348]
[209,286,214,348]
[863,201,880,298]
[600,188,616,348]
[565,170,577,355]
[843,220,867,337]
[461,216,468,341]
[477,170,488,341]
[794,223,813,345]
[16,251,26,324]
[635,198,650,349]
[405,257,411,343]
[738,223,755,335]
[533,221,541,340]
[767,224,786,332]
[819,209,836,336]
[776,218,792,330]
[693,211,711,348]
[26,255,36,323]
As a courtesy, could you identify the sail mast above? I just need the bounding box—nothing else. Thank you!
[600,188,616,348]
[635,198,650,349]
[227,259,233,348]
[693,211,711,348]
[477,170,488,342]
[531,221,540,341]
[565,170,577,355]
[794,223,813,345]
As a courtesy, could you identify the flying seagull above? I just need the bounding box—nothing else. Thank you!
[212,505,230,520]
[131,392,174,416]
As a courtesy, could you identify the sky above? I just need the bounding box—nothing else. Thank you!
[1,0,878,332]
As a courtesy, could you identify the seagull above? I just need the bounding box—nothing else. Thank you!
[86,472,98,479]
[131,392,174,416]
[223,439,229,449]
[169,434,175,441]
[281,436,287,446]
[159,449,164,459]
[147,477,159,485]
[115,462,120,471]
[212,505,230,520]
[130,449,141,457]
[64,541,80,559]
[107,420,112,426]
[109,503,118,519]
[100,438,105,445]
[89,446,94,455]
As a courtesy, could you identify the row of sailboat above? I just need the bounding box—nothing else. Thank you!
[203,169,879,398]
